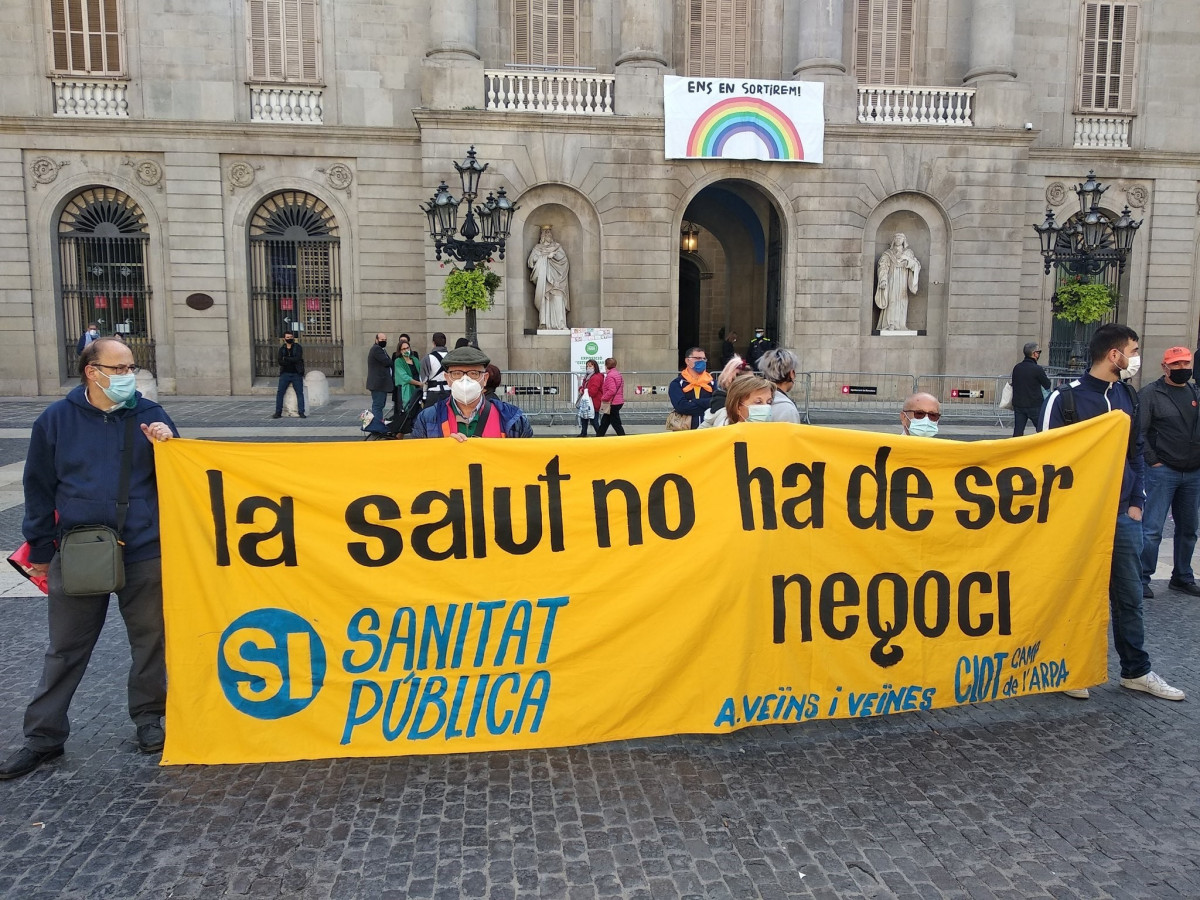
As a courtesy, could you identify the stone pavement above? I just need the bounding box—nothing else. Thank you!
[1,396,1198,899]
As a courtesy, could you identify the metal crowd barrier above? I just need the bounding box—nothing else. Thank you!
[914,374,1010,426]
[499,371,679,421]
[803,371,918,422]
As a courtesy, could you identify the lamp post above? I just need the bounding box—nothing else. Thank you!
[420,147,519,345]
[1033,171,1143,368]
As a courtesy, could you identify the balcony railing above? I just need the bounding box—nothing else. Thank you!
[858,86,975,126]
[249,85,324,124]
[1073,114,1132,149]
[52,78,129,117]
[485,69,615,115]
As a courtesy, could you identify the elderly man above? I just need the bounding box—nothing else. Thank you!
[410,345,533,440]
[365,332,392,425]
[900,392,941,437]
[1,338,178,780]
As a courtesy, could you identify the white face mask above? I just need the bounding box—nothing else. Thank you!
[907,417,939,438]
[745,404,772,422]
[1119,353,1141,381]
[451,376,483,406]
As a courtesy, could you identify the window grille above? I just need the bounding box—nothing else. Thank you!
[57,186,153,375]
[249,191,343,377]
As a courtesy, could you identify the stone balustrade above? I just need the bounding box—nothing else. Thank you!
[1073,114,1132,149]
[52,78,129,117]
[485,70,615,115]
[858,86,975,127]
[249,85,324,124]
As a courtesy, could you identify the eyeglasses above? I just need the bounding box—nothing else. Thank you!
[90,363,140,375]
[903,409,941,422]
[445,369,486,382]
[686,355,706,362]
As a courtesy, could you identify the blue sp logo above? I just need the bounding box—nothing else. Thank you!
[217,608,326,719]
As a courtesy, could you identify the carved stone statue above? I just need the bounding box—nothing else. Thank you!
[873,233,922,332]
[527,226,570,330]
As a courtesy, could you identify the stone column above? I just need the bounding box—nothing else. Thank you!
[615,0,669,117]
[964,0,1027,128]
[422,0,484,110]
[792,0,855,125]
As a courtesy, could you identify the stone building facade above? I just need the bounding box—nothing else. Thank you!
[1,0,1197,396]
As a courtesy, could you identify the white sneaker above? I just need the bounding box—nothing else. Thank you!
[1063,688,1090,700]
[1120,671,1185,701]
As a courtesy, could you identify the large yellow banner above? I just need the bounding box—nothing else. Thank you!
[157,414,1125,764]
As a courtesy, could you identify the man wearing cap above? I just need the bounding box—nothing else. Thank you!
[1137,346,1200,599]
[410,346,533,440]
[1011,341,1051,436]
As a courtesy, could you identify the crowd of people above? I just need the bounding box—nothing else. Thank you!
[2,322,1193,783]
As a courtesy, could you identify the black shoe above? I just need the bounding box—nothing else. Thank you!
[1168,579,1200,597]
[271,413,282,419]
[136,722,165,754]
[0,746,64,780]
[1143,584,1154,599]
[299,413,307,419]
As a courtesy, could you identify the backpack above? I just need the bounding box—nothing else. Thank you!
[1056,380,1139,460]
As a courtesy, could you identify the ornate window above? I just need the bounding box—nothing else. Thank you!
[57,187,153,375]
[512,0,577,66]
[1077,1,1139,113]
[248,191,343,377]
[685,0,751,78]
[247,0,321,83]
[49,0,124,75]
[853,0,915,85]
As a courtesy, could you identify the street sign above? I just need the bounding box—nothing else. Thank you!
[842,385,877,395]
[950,389,985,399]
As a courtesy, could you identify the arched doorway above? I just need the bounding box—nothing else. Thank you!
[248,190,344,377]
[57,186,153,375]
[678,180,782,367]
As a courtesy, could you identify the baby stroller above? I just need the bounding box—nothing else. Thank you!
[361,392,422,441]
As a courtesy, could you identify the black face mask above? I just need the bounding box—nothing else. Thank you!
[285,338,294,344]
[377,340,387,347]
[1168,368,1193,385]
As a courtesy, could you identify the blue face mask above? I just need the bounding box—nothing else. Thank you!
[99,371,138,406]
[692,360,707,374]
[907,417,938,438]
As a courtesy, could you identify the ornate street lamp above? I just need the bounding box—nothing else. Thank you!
[680,221,700,253]
[419,147,519,272]
[1033,170,1141,277]
[420,148,520,346]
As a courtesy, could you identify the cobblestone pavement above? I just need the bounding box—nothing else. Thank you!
[0,397,1196,899]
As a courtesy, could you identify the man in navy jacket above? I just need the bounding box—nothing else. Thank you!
[0,338,179,780]
[1041,324,1184,703]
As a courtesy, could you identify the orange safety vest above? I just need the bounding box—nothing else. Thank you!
[439,399,506,438]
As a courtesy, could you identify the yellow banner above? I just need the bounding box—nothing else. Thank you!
[157,414,1125,764]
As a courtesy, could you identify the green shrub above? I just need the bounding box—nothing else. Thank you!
[440,265,501,315]
[1053,279,1115,324]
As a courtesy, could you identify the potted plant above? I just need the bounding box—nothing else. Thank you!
[440,263,501,347]
[1052,276,1116,369]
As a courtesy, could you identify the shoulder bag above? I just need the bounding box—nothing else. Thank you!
[59,416,135,596]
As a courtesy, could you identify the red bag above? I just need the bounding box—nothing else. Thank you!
[7,542,49,595]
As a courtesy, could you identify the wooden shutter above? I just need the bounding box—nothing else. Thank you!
[512,0,530,63]
[512,0,576,67]
[686,0,750,78]
[247,0,319,83]
[49,0,123,74]
[558,0,576,66]
[1078,2,1138,112]
[853,0,914,85]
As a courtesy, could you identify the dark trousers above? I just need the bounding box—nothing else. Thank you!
[23,556,167,751]
[578,412,601,436]
[598,404,625,436]
[1110,514,1150,680]
[276,372,305,415]
[1012,405,1040,436]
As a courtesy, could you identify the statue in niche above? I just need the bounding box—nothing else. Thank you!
[527,225,571,330]
[873,232,922,332]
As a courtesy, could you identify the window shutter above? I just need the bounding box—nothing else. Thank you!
[854,0,913,85]
[49,0,123,74]
[559,0,577,66]
[247,0,319,83]
[300,0,319,81]
[530,0,545,65]
[687,0,704,76]
[687,0,749,78]
[512,0,530,64]
[1077,2,1138,112]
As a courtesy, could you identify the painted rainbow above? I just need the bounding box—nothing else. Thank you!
[685,97,804,160]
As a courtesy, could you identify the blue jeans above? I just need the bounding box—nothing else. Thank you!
[370,390,388,423]
[275,372,305,415]
[1139,464,1200,586]
[1111,514,1150,679]
[1012,405,1041,436]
